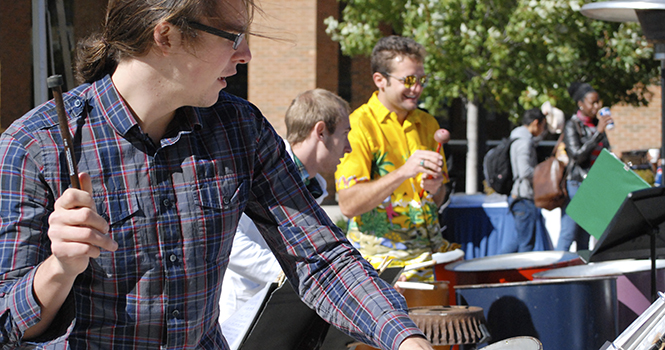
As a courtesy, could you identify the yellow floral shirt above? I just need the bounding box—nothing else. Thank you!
[335,92,454,278]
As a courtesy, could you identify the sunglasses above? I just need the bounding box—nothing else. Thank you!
[187,21,245,50]
[383,73,429,89]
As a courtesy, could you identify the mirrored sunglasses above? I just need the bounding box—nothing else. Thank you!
[384,73,429,88]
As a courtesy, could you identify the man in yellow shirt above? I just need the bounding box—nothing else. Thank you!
[335,36,458,281]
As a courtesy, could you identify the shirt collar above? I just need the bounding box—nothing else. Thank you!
[367,91,424,127]
[91,75,203,138]
[286,141,323,198]
[291,153,311,185]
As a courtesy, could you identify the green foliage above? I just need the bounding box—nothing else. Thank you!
[334,217,348,233]
[325,0,661,121]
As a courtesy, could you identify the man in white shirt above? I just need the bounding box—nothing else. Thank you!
[220,88,352,322]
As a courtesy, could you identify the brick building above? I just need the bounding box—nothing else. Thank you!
[0,1,662,196]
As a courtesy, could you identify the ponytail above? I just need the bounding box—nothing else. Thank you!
[75,33,117,84]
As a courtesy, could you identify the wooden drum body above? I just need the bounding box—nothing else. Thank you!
[399,281,450,308]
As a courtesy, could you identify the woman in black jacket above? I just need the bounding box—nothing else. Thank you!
[557,82,613,251]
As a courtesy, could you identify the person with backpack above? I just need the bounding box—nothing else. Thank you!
[500,108,547,253]
[483,137,516,196]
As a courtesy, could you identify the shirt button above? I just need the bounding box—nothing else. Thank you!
[172,309,180,318]
[169,254,177,262]
[223,197,230,205]
[163,198,172,208]
[74,100,82,107]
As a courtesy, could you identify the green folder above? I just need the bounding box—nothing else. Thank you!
[566,149,650,240]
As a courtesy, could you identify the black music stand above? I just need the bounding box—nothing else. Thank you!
[233,266,404,350]
[580,186,665,301]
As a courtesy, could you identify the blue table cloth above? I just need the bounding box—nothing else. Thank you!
[440,194,553,259]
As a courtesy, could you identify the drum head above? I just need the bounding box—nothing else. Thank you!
[533,259,665,279]
[432,249,465,265]
[446,251,580,272]
[483,336,542,349]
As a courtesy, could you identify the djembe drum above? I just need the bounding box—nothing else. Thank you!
[409,306,489,347]
[352,306,489,350]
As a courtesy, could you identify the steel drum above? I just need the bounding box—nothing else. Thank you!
[533,258,665,332]
[482,336,542,349]
[442,251,583,286]
[456,277,618,350]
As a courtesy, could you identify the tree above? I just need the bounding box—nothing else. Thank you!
[325,0,661,192]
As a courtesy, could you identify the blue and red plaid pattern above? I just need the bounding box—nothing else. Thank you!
[0,76,422,349]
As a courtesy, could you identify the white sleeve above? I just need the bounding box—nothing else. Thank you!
[226,214,282,285]
[313,173,328,204]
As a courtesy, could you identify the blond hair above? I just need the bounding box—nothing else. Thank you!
[285,89,350,145]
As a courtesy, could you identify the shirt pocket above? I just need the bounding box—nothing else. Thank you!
[193,175,249,261]
[195,176,248,211]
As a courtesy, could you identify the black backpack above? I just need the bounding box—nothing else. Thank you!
[483,138,515,195]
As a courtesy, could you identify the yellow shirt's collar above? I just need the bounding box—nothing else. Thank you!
[367,91,424,126]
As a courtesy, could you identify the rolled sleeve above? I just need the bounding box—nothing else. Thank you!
[377,310,424,350]
[0,118,71,346]
[1,267,41,343]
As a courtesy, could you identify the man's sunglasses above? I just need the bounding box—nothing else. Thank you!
[383,73,429,89]
[186,21,245,50]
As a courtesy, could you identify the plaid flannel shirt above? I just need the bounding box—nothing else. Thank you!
[0,76,422,349]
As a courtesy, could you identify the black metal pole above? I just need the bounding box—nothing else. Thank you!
[652,227,657,302]
[658,57,665,302]
[661,58,665,183]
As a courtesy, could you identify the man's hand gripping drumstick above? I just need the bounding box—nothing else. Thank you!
[419,128,450,198]
[24,76,117,340]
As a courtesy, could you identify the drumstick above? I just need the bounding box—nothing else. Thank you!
[394,281,436,290]
[377,256,393,274]
[434,129,449,154]
[402,249,465,272]
[419,128,450,198]
[47,75,80,189]
[402,259,436,272]
[47,76,113,276]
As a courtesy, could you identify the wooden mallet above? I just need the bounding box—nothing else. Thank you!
[47,75,80,189]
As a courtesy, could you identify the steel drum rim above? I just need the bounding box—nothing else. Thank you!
[533,258,665,278]
[454,275,616,289]
[483,336,542,349]
[445,251,581,272]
